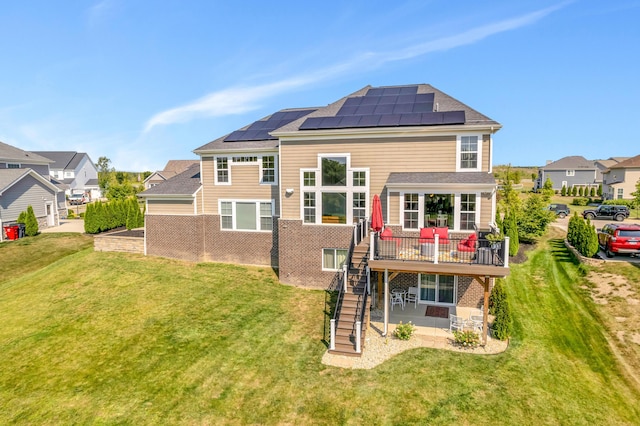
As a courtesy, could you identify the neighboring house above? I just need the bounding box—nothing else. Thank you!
[32,151,101,200]
[602,154,640,200]
[534,155,601,192]
[142,84,509,327]
[144,160,199,189]
[0,141,64,240]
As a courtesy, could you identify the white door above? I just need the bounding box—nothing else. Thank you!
[45,202,54,226]
[419,274,457,305]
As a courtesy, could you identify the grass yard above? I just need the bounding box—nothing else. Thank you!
[1,233,639,424]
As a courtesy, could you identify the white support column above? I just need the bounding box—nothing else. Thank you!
[366,266,370,295]
[369,232,375,261]
[343,264,348,293]
[330,319,336,350]
[383,268,389,336]
[434,234,439,264]
[355,321,362,353]
[504,236,510,268]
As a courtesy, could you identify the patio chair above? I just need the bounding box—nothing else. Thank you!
[391,291,404,311]
[449,314,465,333]
[405,286,418,308]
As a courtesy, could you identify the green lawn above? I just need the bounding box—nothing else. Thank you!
[0,233,639,424]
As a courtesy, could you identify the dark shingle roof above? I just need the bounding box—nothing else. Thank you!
[194,108,318,153]
[541,156,596,170]
[139,164,201,197]
[606,154,640,170]
[32,151,88,170]
[386,172,497,186]
[0,141,52,164]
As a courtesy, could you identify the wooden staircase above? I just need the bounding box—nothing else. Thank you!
[329,240,370,357]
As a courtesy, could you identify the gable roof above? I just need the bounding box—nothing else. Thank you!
[140,164,201,197]
[605,154,640,170]
[0,141,53,165]
[273,84,500,135]
[194,108,318,153]
[0,168,61,196]
[541,156,596,170]
[143,160,199,184]
[32,151,89,170]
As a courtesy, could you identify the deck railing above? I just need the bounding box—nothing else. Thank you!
[373,234,510,267]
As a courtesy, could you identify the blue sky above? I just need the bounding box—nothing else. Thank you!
[1,1,639,172]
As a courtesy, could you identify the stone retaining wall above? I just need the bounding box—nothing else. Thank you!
[563,239,605,266]
[94,235,145,254]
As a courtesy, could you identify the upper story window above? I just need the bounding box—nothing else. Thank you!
[353,171,366,186]
[232,156,257,163]
[7,163,20,169]
[460,136,478,169]
[402,192,479,231]
[322,157,347,186]
[216,157,229,184]
[64,171,74,178]
[262,156,276,184]
[303,171,316,187]
[566,170,575,177]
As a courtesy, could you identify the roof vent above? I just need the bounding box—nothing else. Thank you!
[434,102,439,112]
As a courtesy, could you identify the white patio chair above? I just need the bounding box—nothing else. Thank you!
[405,286,418,309]
[449,314,465,333]
[391,291,404,311]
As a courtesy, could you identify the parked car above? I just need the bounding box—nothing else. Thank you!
[68,193,88,205]
[582,205,629,221]
[598,223,640,257]
[547,203,570,218]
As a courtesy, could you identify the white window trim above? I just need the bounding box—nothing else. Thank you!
[218,199,274,232]
[214,156,231,185]
[418,274,458,306]
[299,155,370,225]
[6,163,21,169]
[400,191,481,232]
[456,134,482,172]
[321,248,349,271]
[566,170,575,176]
[259,155,278,185]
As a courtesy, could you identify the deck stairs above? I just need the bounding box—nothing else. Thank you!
[329,240,371,357]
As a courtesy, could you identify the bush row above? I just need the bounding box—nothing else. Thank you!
[567,213,599,258]
[84,198,144,234]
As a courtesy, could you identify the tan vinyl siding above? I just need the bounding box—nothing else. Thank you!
[280,136,457,220]
[388,191,400,224]
[479,194,493,227]
[147,199,194,215]
[200,156,279,215]
[482,134,491,171]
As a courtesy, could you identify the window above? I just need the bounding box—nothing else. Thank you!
[322,192,346,224]
[322,248,348,271]
[617,188,624,199]
[7,163,20,169]
[219,200,273,231]
[566,170,575,176]
[353,192,366,224]
[64,171,74,178]
[262,156,276,183]
[424,194,453,229]
[353,171,366,186]
[460,136,478,169]
[216,157,229,183]
[459,194,476,231]
[404,193,419,229]
[322,157,347,186]
[232,156,257,163]
[304,192,316,223]
[419,274,455,304]
[303,171,316,187]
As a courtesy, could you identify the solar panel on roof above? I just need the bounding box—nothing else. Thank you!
[377,95,398,105]
[374,104,394,115]
[299,117,324,130]
[320,116,343,128]
[399,86,418,95]
[343,97,363,107]
[338,116,362,127]
[366,88,385,96]
[412,102,434,113]
[338,105,358,116]
[355,105,376,115]
[392,103,413,114]
[397,94,416,104]
[378,114,402,126]
[442,111,465,124]
[359,115,381,127]
[415,93,435,102]
[360,95,379,105]
[399,113,423,125]
[420,113,440,125]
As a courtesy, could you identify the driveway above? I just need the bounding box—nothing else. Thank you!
[41,219,85,233]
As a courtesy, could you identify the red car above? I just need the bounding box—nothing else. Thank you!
[598,223,640,258]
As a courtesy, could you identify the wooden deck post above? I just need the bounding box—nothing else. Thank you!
[482,276,490,345]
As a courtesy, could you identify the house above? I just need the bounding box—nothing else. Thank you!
[602,154,640,200]
[141,84,509,354]
[144,160,200,190]
[534,155,602,192]
[0,141,65,240]
[32,151,101,200]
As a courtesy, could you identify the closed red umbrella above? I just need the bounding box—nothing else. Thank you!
[371,194,383,232]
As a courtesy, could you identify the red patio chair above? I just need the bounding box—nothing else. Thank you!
[457,233,477,252]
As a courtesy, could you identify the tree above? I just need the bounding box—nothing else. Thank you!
[541,177,554,201]
[24,205,39,236]
[597,183,603,197]
[518,194,555,243]
[561,185,567,196]
[96,156,114,193]
[631,178,640,218]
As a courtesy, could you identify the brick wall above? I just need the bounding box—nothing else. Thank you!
[146,215,205,262]
[95,235,145,254]
[278,219,354,288]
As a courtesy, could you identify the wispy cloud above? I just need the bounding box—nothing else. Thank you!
[143,2,569,133]
[87,0,117,27]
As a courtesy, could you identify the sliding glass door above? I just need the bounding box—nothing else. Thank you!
[419,274,456,305]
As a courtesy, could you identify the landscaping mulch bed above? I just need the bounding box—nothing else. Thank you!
[103,227,144,238]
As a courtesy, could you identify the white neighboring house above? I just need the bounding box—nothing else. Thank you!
[32,151,102,200]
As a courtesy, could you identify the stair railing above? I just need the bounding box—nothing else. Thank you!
[329,265,346,351]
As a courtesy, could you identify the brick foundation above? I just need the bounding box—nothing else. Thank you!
[278,219,353,288]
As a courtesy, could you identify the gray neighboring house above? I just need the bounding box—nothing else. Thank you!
[535,155,602,192]
[32,151,101,200]
[0,141,64,240]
